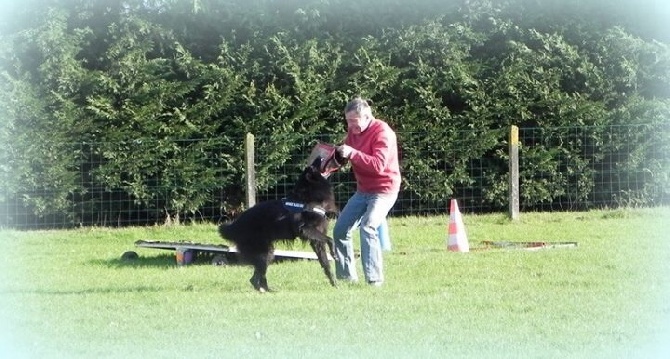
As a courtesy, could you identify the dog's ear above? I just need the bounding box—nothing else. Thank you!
[309,156,323,171]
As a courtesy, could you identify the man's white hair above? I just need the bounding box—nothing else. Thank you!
[344,97,373,117]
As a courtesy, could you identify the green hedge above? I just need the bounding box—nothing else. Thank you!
[1,0,668,226]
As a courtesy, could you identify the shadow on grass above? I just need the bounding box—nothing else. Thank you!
[102,253,177,268]
[92,251,241,268]
[1,285,172,296]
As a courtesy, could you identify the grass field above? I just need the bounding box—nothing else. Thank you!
[1,208,669,358]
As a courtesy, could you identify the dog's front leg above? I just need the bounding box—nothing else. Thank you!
[301,227,337,287]
[306,228,335,262]
[309,240,337,287]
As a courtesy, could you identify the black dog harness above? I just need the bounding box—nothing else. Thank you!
[282,199,327,217]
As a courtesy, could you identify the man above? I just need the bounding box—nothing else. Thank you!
[334,97,401,287]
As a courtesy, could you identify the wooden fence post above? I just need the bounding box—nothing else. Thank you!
[509,126,520,220]
[245,132,256,208]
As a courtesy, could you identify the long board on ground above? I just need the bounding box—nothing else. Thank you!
[133,240,333,262]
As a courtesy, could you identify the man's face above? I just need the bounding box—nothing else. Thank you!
[345,111,371,135]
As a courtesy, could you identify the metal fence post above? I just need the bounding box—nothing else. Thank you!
[245,132,256,208]
[509,126,520,220]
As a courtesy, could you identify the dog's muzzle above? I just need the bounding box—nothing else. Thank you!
[306,142,344,178]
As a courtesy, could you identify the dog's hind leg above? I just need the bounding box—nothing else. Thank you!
[247,253,272,292]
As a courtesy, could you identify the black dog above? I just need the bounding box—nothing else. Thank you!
[218,158,338,292]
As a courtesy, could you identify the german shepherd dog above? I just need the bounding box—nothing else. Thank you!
[218,158,338,292]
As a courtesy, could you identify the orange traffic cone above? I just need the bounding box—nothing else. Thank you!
[447,199,470,252]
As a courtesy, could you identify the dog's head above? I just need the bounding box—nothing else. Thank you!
[291,157,337,213]
[297,157,332,190]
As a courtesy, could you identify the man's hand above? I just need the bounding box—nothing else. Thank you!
[337,145,354,159]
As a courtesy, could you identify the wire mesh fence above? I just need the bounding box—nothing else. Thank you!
[1,124,667,229]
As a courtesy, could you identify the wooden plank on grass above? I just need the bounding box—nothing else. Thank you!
[134,240,332,261]
[476,240,578,251]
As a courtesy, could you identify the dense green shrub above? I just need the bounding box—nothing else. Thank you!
[1,0,668,226]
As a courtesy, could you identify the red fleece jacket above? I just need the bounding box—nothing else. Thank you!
[344,118,401,194]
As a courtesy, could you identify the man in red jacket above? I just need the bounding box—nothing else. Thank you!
[334,97,401,287]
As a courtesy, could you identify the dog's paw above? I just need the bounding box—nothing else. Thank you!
[250,277,273,293]
[250,277,262,290]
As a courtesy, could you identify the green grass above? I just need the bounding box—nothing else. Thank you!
[1,208,669,358]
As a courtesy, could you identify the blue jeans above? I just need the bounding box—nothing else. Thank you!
[333,191,398,283]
